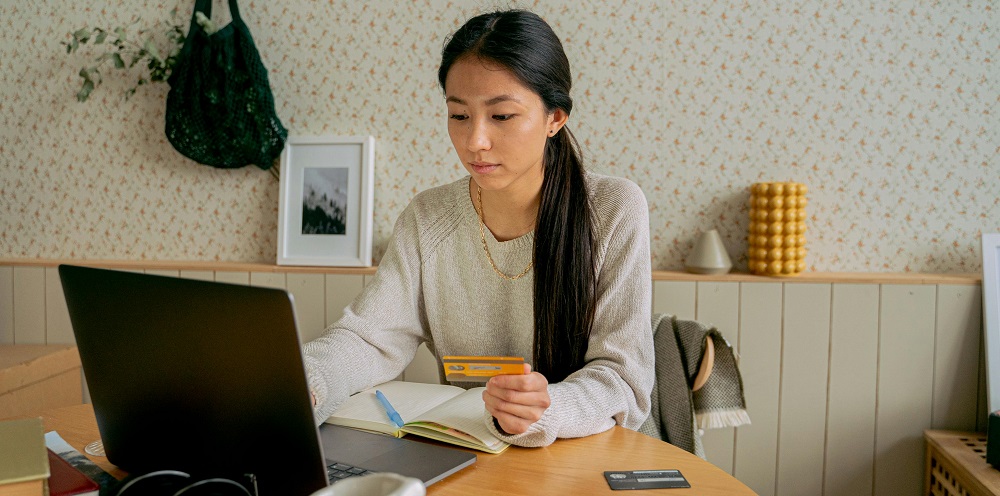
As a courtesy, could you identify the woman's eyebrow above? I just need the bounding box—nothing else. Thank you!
[445,94,522,105]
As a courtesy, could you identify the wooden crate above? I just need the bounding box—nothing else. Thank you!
[925,430,1000,495]
[0,345,82,420]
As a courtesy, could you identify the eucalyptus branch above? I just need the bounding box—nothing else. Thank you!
[61,8,186,102]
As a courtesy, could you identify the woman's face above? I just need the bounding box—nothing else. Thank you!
[444,56,566,196]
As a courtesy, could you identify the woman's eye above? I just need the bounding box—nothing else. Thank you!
[449,114,468,121]
[492,114,514,121]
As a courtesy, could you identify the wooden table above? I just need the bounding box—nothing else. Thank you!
[37,404,754,495]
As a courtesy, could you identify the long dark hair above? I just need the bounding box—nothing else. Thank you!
[439,10,597,383]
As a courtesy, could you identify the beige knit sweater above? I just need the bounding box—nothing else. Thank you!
[303,173,653,447]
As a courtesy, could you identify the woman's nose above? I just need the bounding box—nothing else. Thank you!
[466,119,491,151]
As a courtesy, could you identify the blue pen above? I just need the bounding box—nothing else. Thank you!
[375,390,405,429]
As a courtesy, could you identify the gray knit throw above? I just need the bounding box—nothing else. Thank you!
[639,314,750,458]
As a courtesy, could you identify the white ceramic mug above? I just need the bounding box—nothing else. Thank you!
[308,473,426,496]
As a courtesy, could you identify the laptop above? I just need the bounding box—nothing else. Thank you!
[58,264,476,496]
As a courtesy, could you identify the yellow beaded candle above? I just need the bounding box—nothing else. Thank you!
[748,182,808,276]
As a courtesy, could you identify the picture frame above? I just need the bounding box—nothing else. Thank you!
[277,136,374,267]
[982,233,1000,413]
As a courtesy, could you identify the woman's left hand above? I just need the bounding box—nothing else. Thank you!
[483,363,550,434]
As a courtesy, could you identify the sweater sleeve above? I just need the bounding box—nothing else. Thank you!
[485,177,655,446]
[303,203,428,425]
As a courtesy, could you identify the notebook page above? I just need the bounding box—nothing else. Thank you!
[410,387,506,451]
[327,381,465,431]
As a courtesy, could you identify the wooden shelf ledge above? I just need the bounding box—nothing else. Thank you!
[0,258,981,285]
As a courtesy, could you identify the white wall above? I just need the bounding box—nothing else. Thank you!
[1,1,997,272]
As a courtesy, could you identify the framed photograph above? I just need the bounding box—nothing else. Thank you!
[983,233,1000,413]
[277,136,374,266]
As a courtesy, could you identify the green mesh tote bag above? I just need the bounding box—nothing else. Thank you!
[165,0,286,170]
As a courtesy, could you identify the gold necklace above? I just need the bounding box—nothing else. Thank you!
[476,186,533,280]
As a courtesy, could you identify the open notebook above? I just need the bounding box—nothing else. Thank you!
[326,381,510,454]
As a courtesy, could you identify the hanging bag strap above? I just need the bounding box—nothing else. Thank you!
[178,0,212,61]
[178,0,245,58]
[227,0,243,24]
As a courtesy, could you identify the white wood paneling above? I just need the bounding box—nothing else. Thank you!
[287,273,327,343]
[250,272,286,289]
[44,267,74,344]
[776,283,831,496]
[179,270,215,281]
[933,284,982,431]
[825,284,879,496]
[214,271,250,285]
[404,343,441,384]
[325,274,364,327]
[695,282,740,474]
[13,266,46,344]
[733,282,782,496]
[874,285,936,496]
[0,266,13,344]
[144,269,179,277]
[653,280,696,319]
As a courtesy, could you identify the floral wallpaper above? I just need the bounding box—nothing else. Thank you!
[1,0,996,272]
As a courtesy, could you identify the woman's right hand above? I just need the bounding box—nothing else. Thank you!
[482,364,550,434]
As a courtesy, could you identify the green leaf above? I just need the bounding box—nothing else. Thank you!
[143,40,160,61]
[114,27,125,38]
[83,67,101,84]
[167,26,184,45]
[94,31,107,44]
[72,28,90,41]
[112,53,125,69]
[77,79,94,102]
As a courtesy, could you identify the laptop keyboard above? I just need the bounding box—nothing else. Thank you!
[327,461,376,482]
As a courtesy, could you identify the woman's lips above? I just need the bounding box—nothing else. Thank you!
[470,161,499,174]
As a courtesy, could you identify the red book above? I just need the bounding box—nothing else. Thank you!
[46,449,99,496]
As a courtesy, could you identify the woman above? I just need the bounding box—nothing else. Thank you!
[305,9,652,447]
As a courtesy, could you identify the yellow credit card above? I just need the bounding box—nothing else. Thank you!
[442,356,525,383]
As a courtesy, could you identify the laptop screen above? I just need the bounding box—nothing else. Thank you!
[59,265,329,495]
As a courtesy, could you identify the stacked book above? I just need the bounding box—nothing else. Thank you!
[0,417,99,496]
